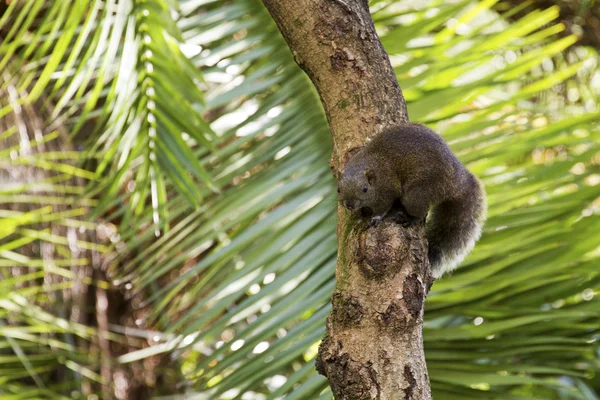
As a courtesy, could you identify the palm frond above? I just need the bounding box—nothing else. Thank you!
[104,0,600,398]
[2,0,599,398]
[0,66,115,398]
[0,0,217,231]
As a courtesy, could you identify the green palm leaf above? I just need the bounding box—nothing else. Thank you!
[0,66,120,398]
[2,0,599,398]
[1,0,217,233]
[105,0,600,399]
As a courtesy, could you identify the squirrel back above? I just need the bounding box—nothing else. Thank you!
[338,123,486,278]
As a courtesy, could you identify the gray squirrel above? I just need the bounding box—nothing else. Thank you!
[337,123,487,278]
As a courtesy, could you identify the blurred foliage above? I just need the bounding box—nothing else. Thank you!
[1,0,600,399]
[496,0,600,49]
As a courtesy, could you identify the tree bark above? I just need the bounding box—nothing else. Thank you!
[261,0,433,399]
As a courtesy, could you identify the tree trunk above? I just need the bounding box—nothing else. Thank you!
[261,0,433,399]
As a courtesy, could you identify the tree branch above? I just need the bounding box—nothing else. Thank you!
[261,0,432,399]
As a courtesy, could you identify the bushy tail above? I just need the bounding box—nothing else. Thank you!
[426,174,486,278]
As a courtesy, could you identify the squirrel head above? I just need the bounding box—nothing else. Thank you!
[337,167,380,214]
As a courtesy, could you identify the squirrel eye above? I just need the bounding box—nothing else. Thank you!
[337,187,341,194]
[362,185,368,193]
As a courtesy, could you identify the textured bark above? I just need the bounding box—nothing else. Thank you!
[261,0,433,399]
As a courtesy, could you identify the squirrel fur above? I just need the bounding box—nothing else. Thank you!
[337,123,486,278]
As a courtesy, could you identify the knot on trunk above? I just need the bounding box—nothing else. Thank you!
[317,339,382,400]
[378,301,410,332]
[403,365,417,399]
[332,290,365,327]
[403,273,425,320]
[359,223,406,280]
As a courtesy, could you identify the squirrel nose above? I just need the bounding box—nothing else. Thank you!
[344,200,355,210]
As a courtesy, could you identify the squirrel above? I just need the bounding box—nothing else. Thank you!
[337,123,486,278]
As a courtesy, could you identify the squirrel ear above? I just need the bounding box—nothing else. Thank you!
[365,169,375,185]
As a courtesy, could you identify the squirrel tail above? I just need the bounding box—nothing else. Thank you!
[426,174,486,278]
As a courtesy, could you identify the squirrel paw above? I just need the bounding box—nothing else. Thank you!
[368,216,382,227]
[391,212,419,226]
